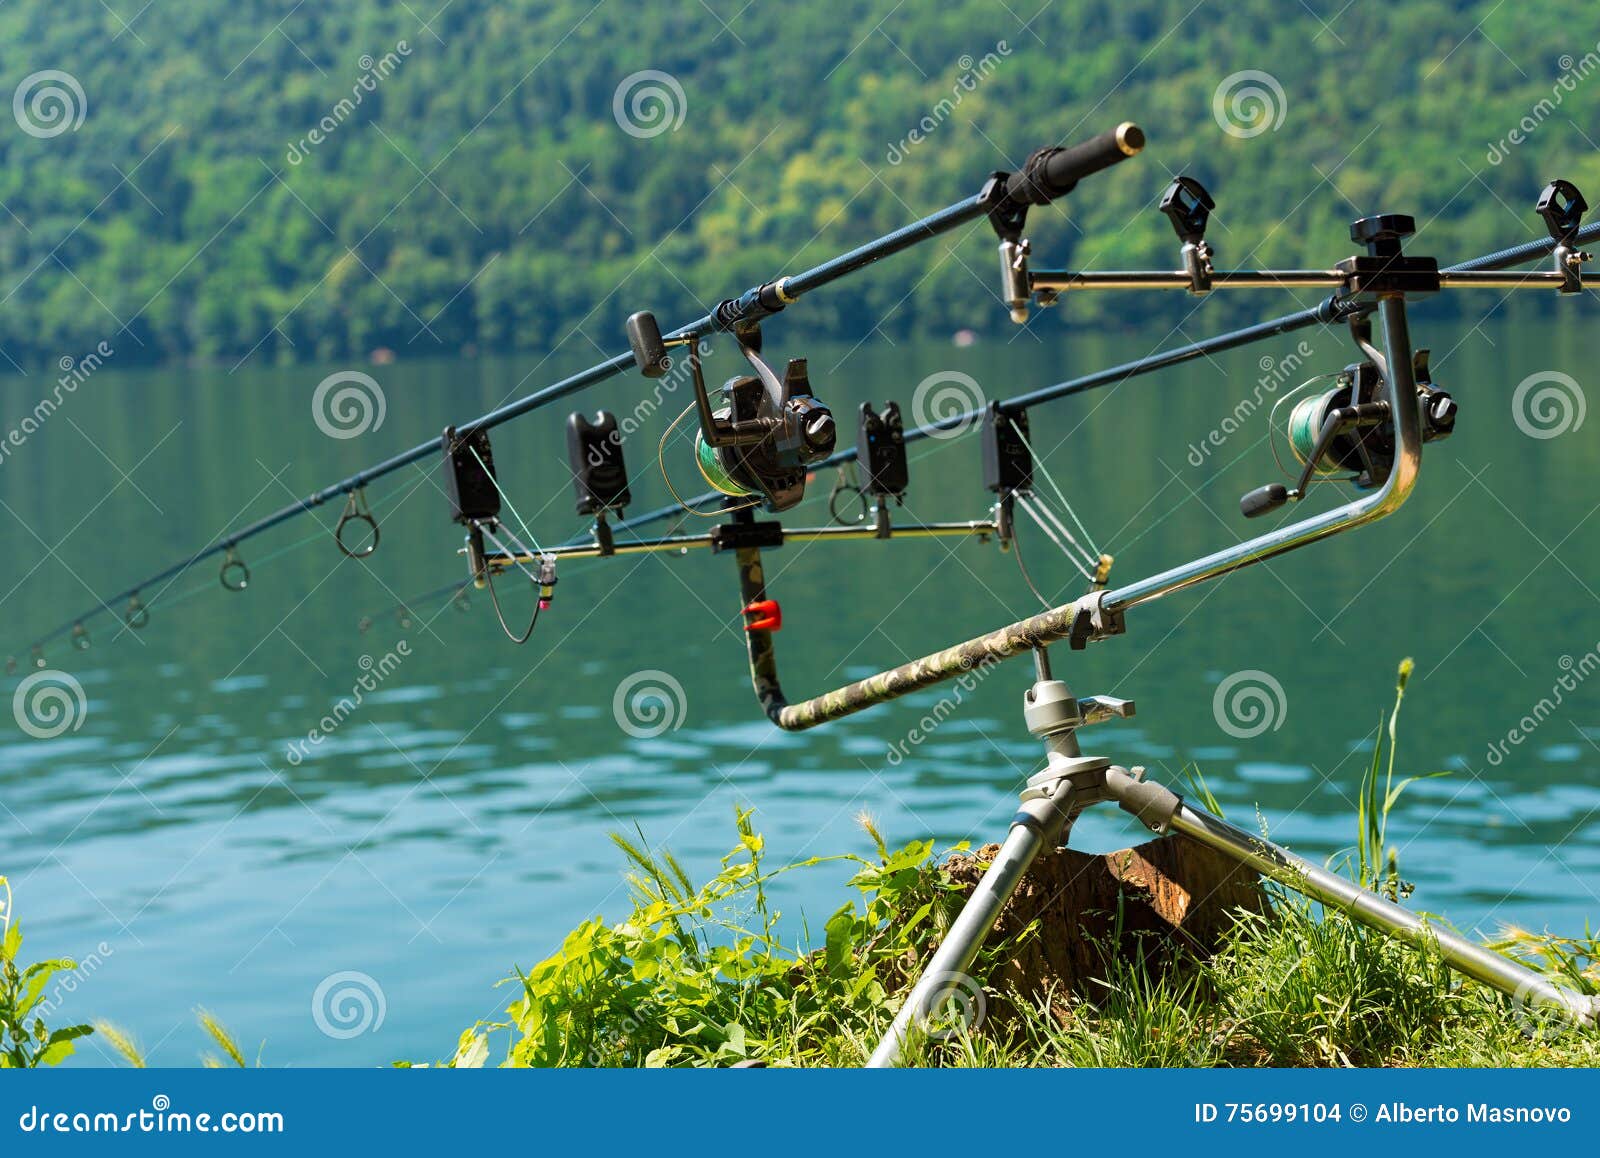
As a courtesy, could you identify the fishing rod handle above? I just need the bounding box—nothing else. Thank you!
[1004,122,1144,207]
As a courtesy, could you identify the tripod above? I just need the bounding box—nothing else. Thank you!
[866,647,1600,1067]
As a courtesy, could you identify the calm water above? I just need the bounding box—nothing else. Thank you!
[3,310,1599,1066]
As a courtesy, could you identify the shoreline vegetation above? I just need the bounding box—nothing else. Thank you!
[1,1,1594,369]
[430,661,1600,1068]
[6,662,1597,1068]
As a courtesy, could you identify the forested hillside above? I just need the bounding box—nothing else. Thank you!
[0,0,1594,367]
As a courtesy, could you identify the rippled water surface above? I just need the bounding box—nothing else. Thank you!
[3,312,1598,1064]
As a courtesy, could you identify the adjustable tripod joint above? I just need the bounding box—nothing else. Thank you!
[1023,678,1135,738]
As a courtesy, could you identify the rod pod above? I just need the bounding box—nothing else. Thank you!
[867,657,1600,1067]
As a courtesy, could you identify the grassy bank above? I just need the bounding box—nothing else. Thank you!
[432,814,1599,1069]
[437,663,1600,1068]
[7,662,1597,1068]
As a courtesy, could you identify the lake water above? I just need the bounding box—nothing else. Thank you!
[3,309,1599,1066]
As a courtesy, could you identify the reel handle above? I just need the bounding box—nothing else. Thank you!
[1240,484,1289,519]
[626,311,672,378]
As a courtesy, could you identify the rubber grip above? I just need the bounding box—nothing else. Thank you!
[1004,122,1144,206]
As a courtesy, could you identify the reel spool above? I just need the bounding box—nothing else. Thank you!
[1244,352,1458,518]
[1285,362,1394,487]
[626,311,836,513]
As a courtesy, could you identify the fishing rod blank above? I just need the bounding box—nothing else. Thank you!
[728,178,1592,732]
[12,124,1146,665]
[600,184,1600,543]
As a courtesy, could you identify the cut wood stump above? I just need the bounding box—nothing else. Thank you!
[943,834,1268,1014]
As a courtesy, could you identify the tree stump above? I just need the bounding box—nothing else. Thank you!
[944,834,1268,1015]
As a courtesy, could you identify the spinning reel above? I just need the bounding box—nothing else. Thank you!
[625,312,837,512]
[997,173,1591,523]
[1241,325,1459,518]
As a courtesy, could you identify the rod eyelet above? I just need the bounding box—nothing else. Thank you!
[335,488,381,559]
[220,548,250,592]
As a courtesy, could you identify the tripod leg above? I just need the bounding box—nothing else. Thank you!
[1103,767,1600,1027]
[866,811,1057,1068]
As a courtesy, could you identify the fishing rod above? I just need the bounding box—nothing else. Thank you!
[715,174,1590,730]
[10,123,1146,669]
[592,179,1600,544]
[440,164,1600,1061]
[843,178,1600,1065]
[456,174,1589,648]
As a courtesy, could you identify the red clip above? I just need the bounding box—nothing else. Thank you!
[741,599,782,632]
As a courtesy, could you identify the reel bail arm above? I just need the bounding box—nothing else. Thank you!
[625,310,836,512]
